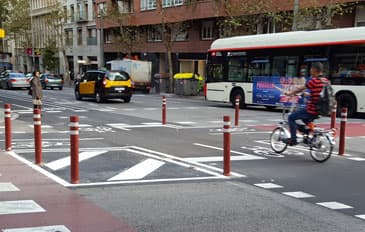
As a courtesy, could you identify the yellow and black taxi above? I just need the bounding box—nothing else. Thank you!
[74,70,132,103]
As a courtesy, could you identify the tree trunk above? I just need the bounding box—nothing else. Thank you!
[61,49,71,86]
[167,48,174,93]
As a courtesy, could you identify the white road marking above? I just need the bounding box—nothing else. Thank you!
[176,121,197,125]
[0,200,46,215]
[355,214,365,220]
[46,110,62,113]
[108,158,165,181]
[74,109,88,112]
[28,125,53,129]
[282,191,315,198]
[184,155,264,162]
[193,143,266,160]
[0,183,20,192]
[143,107,158,110]
[3,225,70,232]
[78,124,93,128]
[254,183,283,189]
[45,151,108,170]
[346,157,365,161]
[316,202,353,210]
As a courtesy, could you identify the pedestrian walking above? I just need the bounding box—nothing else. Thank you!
[29,70,43,110]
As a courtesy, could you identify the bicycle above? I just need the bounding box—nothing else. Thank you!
[270,97,336,163]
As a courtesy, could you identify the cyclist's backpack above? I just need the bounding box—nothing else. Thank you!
[316,78,335,116]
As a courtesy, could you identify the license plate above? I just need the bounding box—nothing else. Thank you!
[115,87,125,91]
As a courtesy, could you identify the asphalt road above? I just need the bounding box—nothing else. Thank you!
[1,87,365,231]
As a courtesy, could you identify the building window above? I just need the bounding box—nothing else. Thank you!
[87,28,97,45]
[63,6,67,22]
[147,27,162,42]
[70,5,75,22]
[174,30,188,41]
[201,21,214,40]
[65,29,73,46]
[104,29,112,44]
[77,28,83,45]
[356,5,365,27]
[114,0,133,13]
[162,0,183,7]
[141,0,156,10]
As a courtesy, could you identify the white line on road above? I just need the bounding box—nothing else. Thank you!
[108,158,165,181]
[355,214,365,220]
[282,191,315,198]
[316,202,353,210]
[254,183,283,189]
[45,151,108,170]
[193,143,266,160]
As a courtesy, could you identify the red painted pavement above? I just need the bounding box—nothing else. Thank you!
[252,122,365,137]
[0,152,136,232]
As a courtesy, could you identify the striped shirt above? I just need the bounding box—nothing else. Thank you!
[305,77,327,115]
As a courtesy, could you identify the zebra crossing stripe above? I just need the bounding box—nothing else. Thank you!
[0,183,20,192]
[0,200,46,215]
[3,225,70,232]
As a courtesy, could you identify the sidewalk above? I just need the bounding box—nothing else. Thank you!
[0,151,135,232]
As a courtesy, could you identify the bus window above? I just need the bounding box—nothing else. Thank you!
[249,58,270,81]
[272,56,298,77]
[228,57,248,82]
[304,57,329,77]
[206,64,224,82]
[331,53,365,85]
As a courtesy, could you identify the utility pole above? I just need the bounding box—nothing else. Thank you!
[30,0,36,71]
[292,0,300,31]
[98,4,105,69]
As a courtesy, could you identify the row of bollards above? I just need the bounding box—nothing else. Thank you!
[2,99,348,181]
[3,104,80,184]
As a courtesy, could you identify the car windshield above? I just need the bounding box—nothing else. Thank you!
[107,72,129,81]
[46,75,61,79]
[9,73,26,78]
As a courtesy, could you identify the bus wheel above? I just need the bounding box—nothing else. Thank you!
[337,93,356,118]
[230,89,245,109]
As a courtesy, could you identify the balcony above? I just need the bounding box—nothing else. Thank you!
[87,37,97,46]
[76,14,88,23]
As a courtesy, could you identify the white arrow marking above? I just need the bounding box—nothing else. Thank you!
[108,158,165,181]
[45,151,108,170]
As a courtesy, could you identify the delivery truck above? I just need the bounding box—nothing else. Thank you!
[107,59,152,93]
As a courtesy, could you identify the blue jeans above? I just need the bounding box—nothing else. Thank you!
[288,108,317,142]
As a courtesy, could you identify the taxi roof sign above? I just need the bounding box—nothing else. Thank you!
[0,29,5,38]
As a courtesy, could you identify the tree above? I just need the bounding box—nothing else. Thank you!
[43,2,70,84]
[215,0,358,37]
[42,40,59,73]
[157,0,194,93]
[106,0,143,58]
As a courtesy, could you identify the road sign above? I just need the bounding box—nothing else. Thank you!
[0,29,5,38]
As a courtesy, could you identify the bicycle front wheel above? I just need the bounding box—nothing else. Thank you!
[270,127,288,153]
[310,134,333,162]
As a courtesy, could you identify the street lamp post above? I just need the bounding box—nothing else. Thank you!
[98,6,105,69]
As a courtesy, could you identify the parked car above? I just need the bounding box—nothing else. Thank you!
[0,72,30,89]
[40,73,64,90]
[74,70,132,103]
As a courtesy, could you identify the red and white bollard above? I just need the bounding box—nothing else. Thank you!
[331,103,337,130]
[4,104,12,151]
[33,109,42,164]
[338,107,347,156]
[235,96,240,127]
[223,116,231,176]
[70,116,80,184]
[162,96,167,125]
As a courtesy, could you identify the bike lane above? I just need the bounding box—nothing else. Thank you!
[0,151,135,232]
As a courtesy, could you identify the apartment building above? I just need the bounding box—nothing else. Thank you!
[63,0,101,78]
[95,0,363,78]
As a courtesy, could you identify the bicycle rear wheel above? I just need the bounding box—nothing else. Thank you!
[310,134,333,162]
[270,127,288,153]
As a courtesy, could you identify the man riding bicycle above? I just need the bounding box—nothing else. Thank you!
[283,62,327,146]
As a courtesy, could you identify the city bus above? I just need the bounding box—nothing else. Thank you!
[205,27,365,117]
